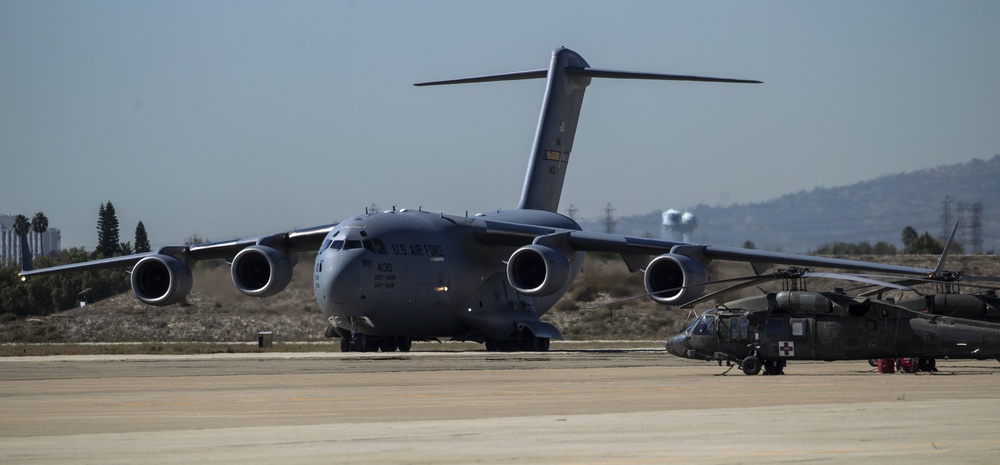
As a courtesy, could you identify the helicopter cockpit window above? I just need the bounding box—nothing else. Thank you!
[683,318,698,335]
[693,314,716,335]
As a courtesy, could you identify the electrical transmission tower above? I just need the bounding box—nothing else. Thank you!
[971,201,983,254]
[601,203,616,234]
[940,196,952,243]
[565,204,578,221]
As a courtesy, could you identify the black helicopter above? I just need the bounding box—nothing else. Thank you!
[663,267,1000,375]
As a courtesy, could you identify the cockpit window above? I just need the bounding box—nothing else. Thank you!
[693,314,716,335]
[373,239,388,255]
[330,240,344,251]
[344,240,363,250]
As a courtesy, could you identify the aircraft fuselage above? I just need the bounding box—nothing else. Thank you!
[314,208,583,342]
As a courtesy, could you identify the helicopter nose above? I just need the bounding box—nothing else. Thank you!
[665,334,688,357]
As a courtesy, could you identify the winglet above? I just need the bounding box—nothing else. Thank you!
[932,221,960,275]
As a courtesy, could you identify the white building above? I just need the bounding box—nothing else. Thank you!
[0,214,61,269]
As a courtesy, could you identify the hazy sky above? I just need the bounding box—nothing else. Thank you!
[2,1,998,250]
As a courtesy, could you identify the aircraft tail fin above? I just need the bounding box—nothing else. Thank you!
[18,225,33,273]
[416,47,760,213]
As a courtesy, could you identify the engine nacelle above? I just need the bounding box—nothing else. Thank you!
[131,254,193,306]
[644,253,708,305]
[231,245,294,298]
[506,244,571,297]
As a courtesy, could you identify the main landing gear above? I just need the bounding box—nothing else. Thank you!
[340,334,412,353]
[739,356,785,376]
[485,328,551,352]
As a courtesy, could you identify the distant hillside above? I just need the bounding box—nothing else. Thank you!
[580,156,1000,253]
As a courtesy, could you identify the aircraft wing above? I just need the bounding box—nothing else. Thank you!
[19,223,337,278]
[474,219,935,277]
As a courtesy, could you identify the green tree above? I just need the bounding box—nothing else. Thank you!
[96,201,121,258]
[31,212,48,235]
[904,231,944,255]
[901,226,918,249]
[134,221,151,253]
[12,214,29,237]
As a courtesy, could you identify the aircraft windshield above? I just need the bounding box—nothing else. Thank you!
[692,314,716,335]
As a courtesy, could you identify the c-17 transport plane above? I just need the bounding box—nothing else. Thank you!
[21,47,942,352]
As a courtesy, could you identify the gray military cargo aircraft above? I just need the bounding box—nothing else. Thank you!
[20,47,942,352]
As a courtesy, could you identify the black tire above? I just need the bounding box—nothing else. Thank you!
[380,337,398,353]
[763,359,785,376]
[397,337,412,352]
[741,356,762,376]
[867,359,878,367]
[340,336,352,353]
[918,357,937,372]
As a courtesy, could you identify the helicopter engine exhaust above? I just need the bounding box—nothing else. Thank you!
[644,253,708,305]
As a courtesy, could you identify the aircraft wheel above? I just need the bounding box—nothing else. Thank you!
[380,337,399,352]
[397,337,412,352]
[353,334,372,352]
[867,359,878,367]
[763,359,785,376]
[365,336,381,352]
[340,336,352,353]
[536,337,550,352]
[741,356,762,376]
[918,357,937,372]
[486,338,519,352]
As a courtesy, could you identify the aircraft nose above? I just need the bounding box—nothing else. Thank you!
[665,334,688,357]
[325,253,362,305]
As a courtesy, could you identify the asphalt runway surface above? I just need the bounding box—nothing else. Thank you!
[2,347,1000,464]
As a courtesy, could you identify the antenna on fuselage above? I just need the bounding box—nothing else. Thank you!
[415,47,761,213]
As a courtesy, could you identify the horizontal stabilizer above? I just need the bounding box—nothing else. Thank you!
[415,67,761,87]
[414,69,547,87]
[566,67,762,84]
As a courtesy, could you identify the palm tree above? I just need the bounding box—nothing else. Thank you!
[31,212,48,256]
[12,214,30,267]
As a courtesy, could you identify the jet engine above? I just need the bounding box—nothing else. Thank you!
[130,254,194,306]
[644,253,708,305]
[231,245,295,297]
[506,244,571,297]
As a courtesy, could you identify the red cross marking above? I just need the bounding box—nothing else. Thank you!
[778,341,795,357]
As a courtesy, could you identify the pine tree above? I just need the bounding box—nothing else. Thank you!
[134,221,151,253]
[96,201,121,258]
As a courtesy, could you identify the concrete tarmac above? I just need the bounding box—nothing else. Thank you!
[2,349,999,464]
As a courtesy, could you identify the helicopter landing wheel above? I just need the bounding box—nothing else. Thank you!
[763,359,785,375]
[741,356,762,376]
